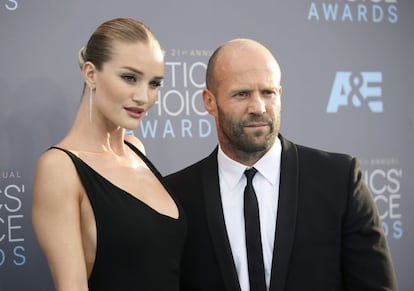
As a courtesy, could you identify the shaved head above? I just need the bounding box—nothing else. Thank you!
[203,38,283,165]
[206,38,281,94]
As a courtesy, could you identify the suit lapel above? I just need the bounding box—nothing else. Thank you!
[269,135,299,291]
[203,148,242,291]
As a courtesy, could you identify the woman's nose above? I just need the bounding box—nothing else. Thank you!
[132,84,149,105]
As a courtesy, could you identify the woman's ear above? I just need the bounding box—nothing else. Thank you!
[82,61,97,88]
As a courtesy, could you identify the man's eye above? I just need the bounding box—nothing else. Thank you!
[235,92,248,97]
[263,90,276,97]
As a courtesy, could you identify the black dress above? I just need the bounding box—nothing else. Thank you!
[51,141,186,291]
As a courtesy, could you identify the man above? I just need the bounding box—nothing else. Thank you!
[165,39,397,291]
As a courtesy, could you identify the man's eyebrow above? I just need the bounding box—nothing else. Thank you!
[230,88,253,93]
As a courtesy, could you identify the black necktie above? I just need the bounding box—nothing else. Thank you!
[244,168,266,291]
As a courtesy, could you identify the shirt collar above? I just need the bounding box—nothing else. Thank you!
[217,137,282,190]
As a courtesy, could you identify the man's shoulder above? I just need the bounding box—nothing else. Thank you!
[280,135,356,173]
[297,143,352,161]
[282,135,353,163]
[165,148,217,180]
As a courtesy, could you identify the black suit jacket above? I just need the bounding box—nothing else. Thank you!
[165,135,397,291]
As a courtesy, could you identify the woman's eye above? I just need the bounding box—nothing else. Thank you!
[122,75,136,83]
[150,80,162,89]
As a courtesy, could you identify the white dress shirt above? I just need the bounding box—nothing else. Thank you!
[217,138,281,291]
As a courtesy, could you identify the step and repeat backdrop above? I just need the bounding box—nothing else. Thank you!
[0,0,412,290]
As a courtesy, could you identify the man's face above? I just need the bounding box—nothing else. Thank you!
[205,43,282,161]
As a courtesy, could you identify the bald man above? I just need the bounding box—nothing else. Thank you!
[165,39,397,291]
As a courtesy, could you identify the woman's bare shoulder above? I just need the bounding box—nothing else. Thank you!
[35,147,76,173]
[124,134,146,154]
[33,147,81,199]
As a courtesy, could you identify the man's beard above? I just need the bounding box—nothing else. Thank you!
[217,107,278,154]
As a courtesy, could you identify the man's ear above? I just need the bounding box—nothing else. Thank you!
[278,86,283,97]
[203,88,218,117]
[82,61,97,88]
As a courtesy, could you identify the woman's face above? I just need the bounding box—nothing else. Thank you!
[93,40,164,130]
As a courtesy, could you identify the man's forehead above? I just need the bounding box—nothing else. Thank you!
[216,66,280,83]
[216,68,280,88]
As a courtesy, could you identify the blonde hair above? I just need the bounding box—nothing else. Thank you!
[78,17,159,70]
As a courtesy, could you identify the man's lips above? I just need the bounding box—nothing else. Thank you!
[244,122,268,127]
[243,118,272,128]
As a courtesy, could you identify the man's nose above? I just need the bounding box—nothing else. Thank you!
[247,93,266,114]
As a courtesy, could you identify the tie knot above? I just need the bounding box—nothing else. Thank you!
[244,167,257,183]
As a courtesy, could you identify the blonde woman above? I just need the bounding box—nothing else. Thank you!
[32,18,186,291]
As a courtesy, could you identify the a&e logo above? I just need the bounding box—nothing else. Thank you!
[326,71,383,113]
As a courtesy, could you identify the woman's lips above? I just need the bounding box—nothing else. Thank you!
[125,107,144,118]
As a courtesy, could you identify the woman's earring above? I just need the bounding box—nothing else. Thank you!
[89,86,94,122]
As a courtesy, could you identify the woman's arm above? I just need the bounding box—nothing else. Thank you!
[32,149,89,291]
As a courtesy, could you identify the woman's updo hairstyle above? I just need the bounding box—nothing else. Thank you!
[78,18,158,71]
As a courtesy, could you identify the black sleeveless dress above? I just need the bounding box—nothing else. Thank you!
[51,141,186,291]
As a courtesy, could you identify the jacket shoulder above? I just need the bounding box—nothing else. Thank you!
[165,149,216,180]
[280,135,358,176]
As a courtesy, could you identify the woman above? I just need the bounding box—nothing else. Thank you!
[32,18,186,291]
